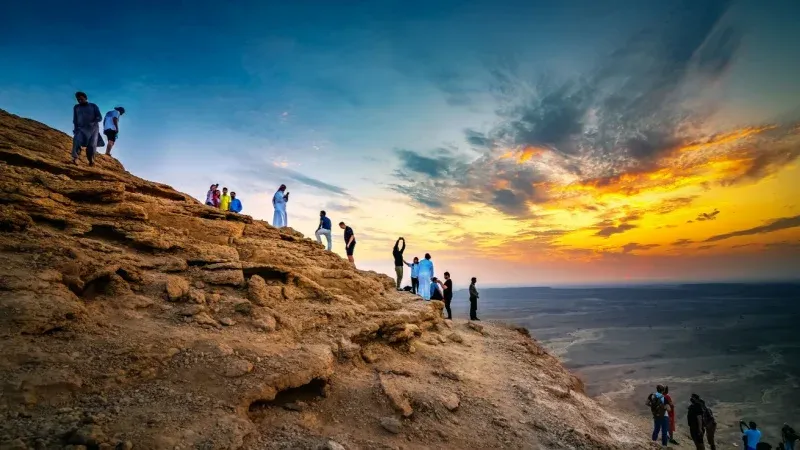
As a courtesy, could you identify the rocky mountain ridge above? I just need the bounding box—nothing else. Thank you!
[0,109,656,450]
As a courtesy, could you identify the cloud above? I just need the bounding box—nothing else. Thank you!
[594,223,637,238]
[394,148,464,178]
[280,169,350,196]
[385,1,799,222]
[322,201,359,214]
[705,215,800,242]
[672,239,694,246]
[695,209,720,221]
[621,242,660,253]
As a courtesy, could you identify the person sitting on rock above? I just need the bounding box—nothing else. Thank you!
[220,187,231,211]
[430,277,444,301]
[229,192,242,213]
[71,91,103,166]
[315,210,332,251]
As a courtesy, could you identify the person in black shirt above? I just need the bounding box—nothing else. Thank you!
[469,277,480,320]
[393,237,406,290]
[688,394,706,450]
[443,271,453,319]
[339,222,356,264]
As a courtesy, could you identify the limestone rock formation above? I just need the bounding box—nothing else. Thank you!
[0,109,657,449]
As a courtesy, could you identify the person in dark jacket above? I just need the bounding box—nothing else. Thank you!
[393,237,406,290]
[71,91,103,166]
[468,277,480,320]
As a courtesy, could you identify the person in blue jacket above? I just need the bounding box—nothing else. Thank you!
[229,192,243,213]
[404,257,420,294]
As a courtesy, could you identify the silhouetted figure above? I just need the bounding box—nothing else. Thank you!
[393,238,406,290]
[469,277,479,321]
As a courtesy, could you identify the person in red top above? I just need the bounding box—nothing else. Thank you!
[212,189,221,208]
[664,386,679,445]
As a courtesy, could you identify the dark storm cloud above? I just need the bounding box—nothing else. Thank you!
[705,215,800,242]
[594,223,637,238]
[394,148,469,179]
[464,129,491,149]
[696,209,720,221]
[389,1,754,217]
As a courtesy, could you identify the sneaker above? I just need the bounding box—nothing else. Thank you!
[669,438,679,445]
[71,158,78,165]
[88,159,95,167]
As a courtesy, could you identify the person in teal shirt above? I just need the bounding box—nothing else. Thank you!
[740,421,762,450]
[229,192,243,213]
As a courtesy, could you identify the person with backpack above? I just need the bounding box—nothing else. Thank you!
[647,385,671,447]
[688,394,714,450]
[781,424,798,450]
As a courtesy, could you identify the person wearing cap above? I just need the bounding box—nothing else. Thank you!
[272,184,289,227]
[103,106,125,156]
[71,91,103,166]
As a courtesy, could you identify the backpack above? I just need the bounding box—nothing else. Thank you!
[702,404,716,426]
[647,393,667,418]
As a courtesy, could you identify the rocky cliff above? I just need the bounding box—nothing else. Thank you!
[0,109,656,450]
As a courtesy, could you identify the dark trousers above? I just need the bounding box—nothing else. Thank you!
[411,277,419,295]
[469,296,478,319]
[444,298,452,319]
[653,416,669,446]
[706,424,716,450]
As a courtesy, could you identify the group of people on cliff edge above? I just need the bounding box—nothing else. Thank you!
[71,91,125,166]
[647,385,797,450]
[205,184,243,213]
[391,238,480,321]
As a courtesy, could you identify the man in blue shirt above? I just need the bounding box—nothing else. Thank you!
[740,421,762,450]
[315,211,332,251]
[229,192,243,213]
[71,91,103,166]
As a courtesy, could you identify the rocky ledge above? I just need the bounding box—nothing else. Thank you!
[0,109,656,449]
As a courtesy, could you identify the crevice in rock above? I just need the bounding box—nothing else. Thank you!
[81,273,112,300]
[124,184,188,202]
[30,214,68,230]
[247,378,328,414]
[83,224,129,245]
[243,266,290,283]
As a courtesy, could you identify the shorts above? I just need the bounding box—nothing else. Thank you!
[103,129,118,142]
[346,241,356,256]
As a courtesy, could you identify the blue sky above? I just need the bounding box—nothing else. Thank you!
[2,0,799,284]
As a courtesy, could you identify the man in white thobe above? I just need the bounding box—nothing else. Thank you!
[272,184,289,227]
